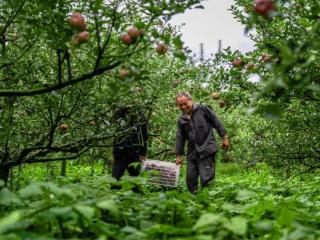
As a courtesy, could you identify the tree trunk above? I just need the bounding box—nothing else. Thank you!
[60,160,67,177]
[0,165,10,186]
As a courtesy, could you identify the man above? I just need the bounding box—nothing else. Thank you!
[175,92,229,193]
[112,105,148,180]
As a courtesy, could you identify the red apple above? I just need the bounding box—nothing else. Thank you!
[77,31,89,43]
[232,59,244,68]
[218,100,225,108]
[211,92,220,100]
[246,63,255,70]
[121,34,132,45]
[118,69,130,79]
[127,27,140,39]
[69,12,87,31]
[59,123,68,133]
[156,43,168,55]
[254,0,275,16]
[261,54,272,63]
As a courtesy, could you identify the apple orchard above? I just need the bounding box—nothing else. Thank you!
[0,0,319,239]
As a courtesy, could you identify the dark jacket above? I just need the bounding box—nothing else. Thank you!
[175,104,226,159]
[113,107,148,155]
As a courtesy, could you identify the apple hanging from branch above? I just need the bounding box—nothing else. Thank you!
[218,100,225,108]
[118,69,130,79]
[59,123,68,134]
[77,31,89,43]
[246,63,255,70]
[127,27,141,40]
[232,59,245,68]
[71,31,89,46]
[121,34,132,45]
[261,54,272,63]
[211,92,220,100]
[156,43,168,55]
[254,0,275,17]
[69,12,87,31]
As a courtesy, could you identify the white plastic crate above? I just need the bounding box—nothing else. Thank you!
[142,159,180,187]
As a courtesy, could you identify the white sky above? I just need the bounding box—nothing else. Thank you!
[169,0,255,58]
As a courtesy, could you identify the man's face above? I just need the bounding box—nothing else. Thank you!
[176,96,193,114]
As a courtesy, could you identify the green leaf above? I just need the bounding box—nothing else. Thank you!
[221,203,246,213]
[276,208,294,227]
[0,211,20,234]
[49,207,73,218]
[254,220,273,232]
[279,45,296,68]
[96,200,119,217]
[19,183,43,197]
[236,190,256,201]
[174,50,187,61]
[164,34,172,44]
[139,220,155,230]
[0,188,22,206]
[134,21,146,30]
[121,226,140,234]
[225,216,247,235]
[42,183,76,200]
[288,224,314,240]
[172,36,183,49]
[193,213,220,231]
[255,103,283,120]
[193,235,214,240]
[73,205,95,220]
[151,29,160,38]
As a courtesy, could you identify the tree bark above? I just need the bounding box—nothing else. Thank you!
[60,160,66,177]
[0,165,10,186]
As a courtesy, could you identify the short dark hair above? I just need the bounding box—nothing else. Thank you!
[176,92,192,100]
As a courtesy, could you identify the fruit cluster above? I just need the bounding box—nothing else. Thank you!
[121,27,168,55]
[69,12,89,45]
[121,27,144,45]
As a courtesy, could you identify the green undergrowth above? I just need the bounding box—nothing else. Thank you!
[0,163,319,240]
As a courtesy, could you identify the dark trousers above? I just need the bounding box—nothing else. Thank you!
[112,148,141,180]
[186,152,216,193]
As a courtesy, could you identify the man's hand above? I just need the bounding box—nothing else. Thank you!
[139,155,146,162]
[176,155,183,165]
[222,135,229,151]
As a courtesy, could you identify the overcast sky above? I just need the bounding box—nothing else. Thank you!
[169,0,255,58]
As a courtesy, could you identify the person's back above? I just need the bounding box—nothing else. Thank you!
[112,106,148,180]
[113,106,147,151]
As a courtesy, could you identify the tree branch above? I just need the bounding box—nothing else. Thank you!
[25,147,90,164]
[0,0,26,36]
[0,61,121,97]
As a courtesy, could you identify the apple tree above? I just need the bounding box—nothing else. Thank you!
[227,0,320,174]
[0,0,204,184]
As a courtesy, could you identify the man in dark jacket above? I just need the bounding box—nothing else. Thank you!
[175,92,229,193]
[112,105,148,180]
